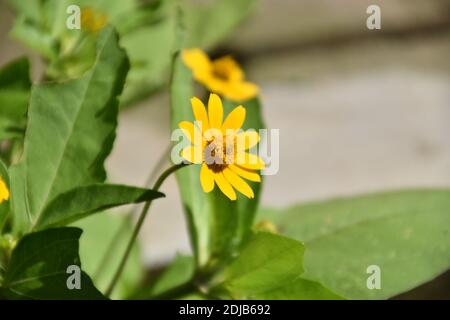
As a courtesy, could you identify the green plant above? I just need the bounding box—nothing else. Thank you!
[0,1,449,300]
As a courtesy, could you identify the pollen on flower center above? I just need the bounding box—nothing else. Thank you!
[204,137,235,173]
[212,65,230,81]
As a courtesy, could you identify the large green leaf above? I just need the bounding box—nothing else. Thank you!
[170,50,264,267]
[217,232,305,299]
[10,26,129,234]
[255,278,344,300]
[34,184,164,230]
[259,189,450,299]
[0,57,30,140]
[0,227,105,299]
[0,160,10,231]
[74,213,144,300]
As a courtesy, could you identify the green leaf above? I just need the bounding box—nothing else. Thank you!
[74,213,144,300]
[0,227,105,299]
[184,0,258,49]
[0,160,10,231]
[10,27,129,234]
[218,232,305,299]
[149,254,195,298]
[255,278,344,300]
[170,46,265,267]
[0,57,31,140]
[35,184,164,230]
[259,189,450,299]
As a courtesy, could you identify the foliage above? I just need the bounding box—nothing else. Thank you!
[0,0,448,301]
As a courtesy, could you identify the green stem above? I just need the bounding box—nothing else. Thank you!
[94,143,172,279]
[105,163,188,298]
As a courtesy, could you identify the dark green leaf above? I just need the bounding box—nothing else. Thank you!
[259,189,450,299]
[1,227,105,299]
[10,27,129,234]
[74,213,144,300]
[35,184,164,230]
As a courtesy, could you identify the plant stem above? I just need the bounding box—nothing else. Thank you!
[105,163,188,298]
[94,144,172,279]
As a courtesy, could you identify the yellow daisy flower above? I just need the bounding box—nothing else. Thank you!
[179,93,265,201]
[0,177,9,203]
[81,7,108,33]
[182,49,259,102]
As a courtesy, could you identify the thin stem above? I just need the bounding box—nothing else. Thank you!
[105,163,188,298]
[93,144,172,279]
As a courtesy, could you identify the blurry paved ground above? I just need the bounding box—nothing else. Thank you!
[1,0,449,265]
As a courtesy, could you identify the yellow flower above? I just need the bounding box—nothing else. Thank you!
[182,49,259,101]
[179,93,265,201]
[0,177,9,203]
[81,7,108,33]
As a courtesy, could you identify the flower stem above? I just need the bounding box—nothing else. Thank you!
[105,163,188,298]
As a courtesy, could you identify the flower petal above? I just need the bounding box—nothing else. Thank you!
[179,121,204,146]
[200,163,215,193]
[229,164,261,182]
[236,152,265,170]
[236,131,260,151]
[222,105,245,132]
[208,93,223,129]
[0,178,9,203]
[223,81,259,101]
[214,172,237,201]
[182,48,212,80]
[191,97,209,131]
[223,168,254,199]
[181,146,203,164]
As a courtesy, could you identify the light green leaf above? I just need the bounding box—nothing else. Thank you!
[35,184,164,230]
[219,232,304,299]
[259,189,450,299]
[74,213,144,300]
[0,160,10,231]
[11,26,129,234]
[170,49,265,267]
[0,227,105,299]
[148,254,195,298]
[184,0,258,49]
[0,57,30,140]
[255,278,344,300]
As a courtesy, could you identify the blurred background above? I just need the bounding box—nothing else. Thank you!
[1,0,449,298]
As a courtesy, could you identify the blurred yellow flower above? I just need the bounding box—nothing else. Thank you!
[179,93,264,201]
[0,177,9,203]
[182,49,259,101]
[81,7,108,33]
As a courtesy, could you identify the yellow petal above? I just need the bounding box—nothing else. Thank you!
[200,163,215,193]
[229,164,261,182]
[211,56,244,82]
[236,152,265,170]
[191,97,210,131]
[208,93,223,129]
[236,131,260,151]
[222,105,246,132]
[0,178,9,203]
[181,146,203,164]
[214,172,237,201]
[182,49,212,80]
[223,168,254,199]
[222,81,259,101]
[179,121,204,146]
